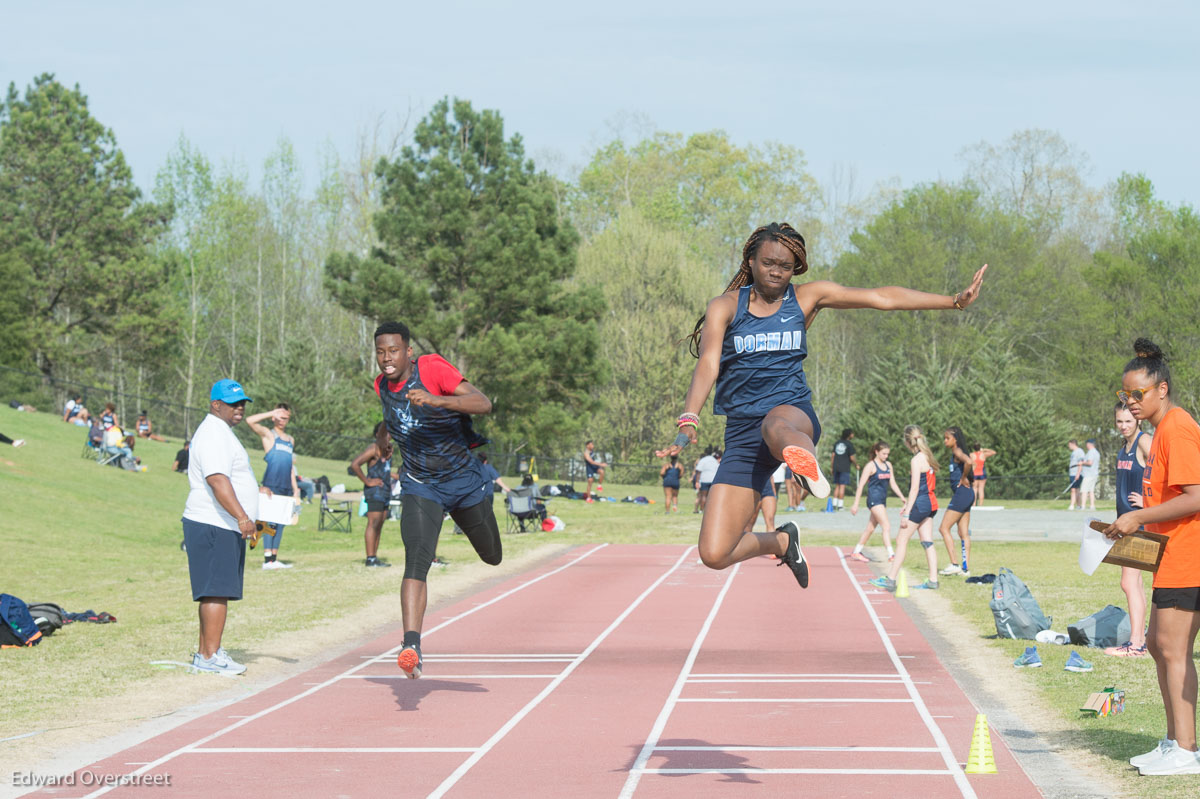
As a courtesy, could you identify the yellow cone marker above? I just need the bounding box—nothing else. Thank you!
[965,713,998,774]
[895,569,909,598]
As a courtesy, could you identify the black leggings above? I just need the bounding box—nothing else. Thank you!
[400,494,502,580]
[0,432,12,445]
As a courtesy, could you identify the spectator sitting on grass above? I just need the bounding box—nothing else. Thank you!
[63,395,90,426]
[103,425,140,469]
[0,431,26,447]
[135,411,167,442]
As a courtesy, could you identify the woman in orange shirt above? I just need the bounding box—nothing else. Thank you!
[1107,338,1200,776]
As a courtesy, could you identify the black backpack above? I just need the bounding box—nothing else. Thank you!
[27,602,66,636]
[0,593,43,647]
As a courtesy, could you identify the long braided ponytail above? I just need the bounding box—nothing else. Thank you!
[687,222,809,357]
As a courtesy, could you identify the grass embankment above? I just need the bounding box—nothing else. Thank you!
[0,407,1192,796]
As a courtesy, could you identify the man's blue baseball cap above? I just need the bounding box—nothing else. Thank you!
[210,379,253,404]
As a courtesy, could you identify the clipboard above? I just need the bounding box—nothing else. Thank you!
[1088,521,1169,572]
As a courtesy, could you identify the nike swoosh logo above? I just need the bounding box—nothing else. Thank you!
[780,315,796,323]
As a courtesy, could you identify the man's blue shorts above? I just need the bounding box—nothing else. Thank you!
[834,471,852,486]
[713,403,821,493]
[182,518,246,601]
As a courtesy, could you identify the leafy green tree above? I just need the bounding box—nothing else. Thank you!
[0,74,169,377]
[326,98,605,451]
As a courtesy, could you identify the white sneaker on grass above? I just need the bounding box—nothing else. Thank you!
[939,564,964,576]
[191,650,246,676]
[1139,744,1200,775]
[1131,739,1175,768]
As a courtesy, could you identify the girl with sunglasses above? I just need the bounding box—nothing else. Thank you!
[1106,339,1200,775]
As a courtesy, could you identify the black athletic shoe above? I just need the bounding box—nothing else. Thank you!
[397,643,423,678]
[365,556,391,567]
[776,522,809,589]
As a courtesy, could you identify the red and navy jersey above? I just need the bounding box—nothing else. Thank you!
[914,469,938,513]
[375,354,478,482]
[1116,431,1146,516]
[713,285,812,419]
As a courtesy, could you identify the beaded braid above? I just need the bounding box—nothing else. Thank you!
[687,222,809,357]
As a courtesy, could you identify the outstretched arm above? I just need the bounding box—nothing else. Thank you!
[796,265,987,317]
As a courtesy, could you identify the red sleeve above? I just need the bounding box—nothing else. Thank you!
[418,354,464,397]
[373,374,384,397]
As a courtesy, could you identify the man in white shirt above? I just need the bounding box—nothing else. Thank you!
[182,379,264,676]
[1067,439,1086,510]
[1079,438,1101,511]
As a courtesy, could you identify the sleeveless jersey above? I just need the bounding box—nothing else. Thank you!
[713,285,811,419]
[262,435,295,493]
[972,451,986,477]
[377,355,476,482]
[914,469,939,513]
[1116,431,1146,517]
[662,465,681,488]
[364,455,393,503]
[867,461,890,504]
[949,456,972,486]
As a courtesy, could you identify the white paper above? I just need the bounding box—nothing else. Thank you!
[257,493,298,526]
[1079,516,1116,576]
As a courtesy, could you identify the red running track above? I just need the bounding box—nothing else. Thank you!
[21,546,1042,798]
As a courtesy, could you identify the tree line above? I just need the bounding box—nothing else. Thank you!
[2,73,1195,481]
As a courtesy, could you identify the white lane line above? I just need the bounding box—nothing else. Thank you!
[76,543,610,798]
[340,674,558,680]
[619,562,741,799]
[689,672,898,678]
[426,547,698,799]
[837,549,978,799]
[644,768,954,775]
[189,747,476,754]
[686,678,903,684]
[657,746,940,753]
[676,698,913,704]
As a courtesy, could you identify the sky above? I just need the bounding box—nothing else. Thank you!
[4,1,1198,205]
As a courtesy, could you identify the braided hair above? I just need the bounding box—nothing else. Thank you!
[687,222,809,357]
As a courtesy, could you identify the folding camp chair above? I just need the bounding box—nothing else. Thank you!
[505,486,542,534]
[319,490,352,533]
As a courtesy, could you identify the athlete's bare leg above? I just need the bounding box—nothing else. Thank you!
[698,484,786,570]
[887,521,915,581]
[975,479,986,506]
[938,509,965,566]
[919,519,938,582]
[956,511,971,570]
[401,579,428,633]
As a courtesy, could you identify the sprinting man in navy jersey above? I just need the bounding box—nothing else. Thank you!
[658,222,987,589]
[373,321,502,678]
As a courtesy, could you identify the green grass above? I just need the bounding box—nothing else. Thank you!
[0,408,1192,795]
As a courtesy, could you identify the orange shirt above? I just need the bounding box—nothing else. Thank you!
[1143,406,1200,588]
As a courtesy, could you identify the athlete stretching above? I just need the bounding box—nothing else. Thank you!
[657,222,986,589]
[373,322,502,678]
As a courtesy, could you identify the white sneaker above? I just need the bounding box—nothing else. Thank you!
[12,439,26,448]
[262,560,287,570]
[191,650,246,676]
[1130,739,1174,768]
[939,564,964,576]
[1139,744,1200,775]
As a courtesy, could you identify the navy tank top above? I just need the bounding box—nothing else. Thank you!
[663,465,681,487]
[364,455,393,503]
[262,436,294,493]
[713,285,811,419]
[1116,432,1146,516]
[868,462,890,502]
[949,455,973,486]
[914,469,938,512]
[378,357,476,482]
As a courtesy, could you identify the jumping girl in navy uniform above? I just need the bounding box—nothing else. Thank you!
[938,426,975,576]
[872,425,941,591]
[373,321,502,678]
[350,421,395,568]
[658,222,986,589]
[849,442,906,563]
[246,403,299,569]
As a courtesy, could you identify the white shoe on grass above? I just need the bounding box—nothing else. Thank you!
[191,650,246,676]
[1131,739,1175,768]
[1139,744,1200,775]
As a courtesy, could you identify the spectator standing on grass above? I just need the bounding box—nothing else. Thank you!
[692,448,720,514]
[1067,439,1086,510]
[661,455,682,513]
[62,394,89,426]
[350,421,395,567]
[478,453,511,494]
[830,428,857,510]
[970,444,996,506]
[583,440,607,502]
[181,379,265,676]
[1080,438,1100,511]
[173,440,191,473]
[1106,339,1200,776]
[246,403,298,570]
[1107,402,1152,658]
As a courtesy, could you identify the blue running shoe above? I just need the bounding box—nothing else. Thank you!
[1013,646,1042,668]
[1064,650,1093,672]
[868,576,896,591]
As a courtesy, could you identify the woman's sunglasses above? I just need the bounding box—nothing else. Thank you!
[1116,383,1160,404]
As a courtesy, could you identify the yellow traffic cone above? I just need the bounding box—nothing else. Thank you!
[895,569,910,598]
[964,713,997,774]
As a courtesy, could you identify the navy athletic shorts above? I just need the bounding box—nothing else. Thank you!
[834,471,852,486]
[713,403,821,493]
[402,470,493,513]
[906,501,937,526]
[586,462,602,478]
[182,518,246,601]
[948,485,976,514]
[867,487,887,509]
